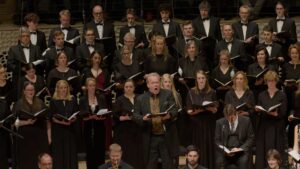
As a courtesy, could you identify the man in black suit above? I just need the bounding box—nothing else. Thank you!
[48,9,80,48]
[268,1,297,59]
[84,5,117,57]
[24,13,47,52]
[259,25,283,68]
[119,8,148,49]
[192,1,222,70]
[76,28,105,71]
[8,27,42,78]
[98,143,133,169]
[152,4,182,43]
[44,31,74,75]
[133,72,179,169]
[215,104,254,169]
[232,5,259,57]
[215,24,246,70]
[183,145,207,169]
[174,21,204,59]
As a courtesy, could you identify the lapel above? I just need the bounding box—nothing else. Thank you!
[281,19,289,32]
[208,18,215,37]
[168,20,175,36]
[17,45,27,63]
[271,19,278,32]
[236,23,244,39]
[29,44,36,62]
[83,43,91,56]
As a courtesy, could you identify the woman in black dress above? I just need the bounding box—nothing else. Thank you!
[50,80,79,169]
[211,50,236,102]
[113,80,145,169]
[225,71,255,117]
[282,44,300,146]
[0,97,11,169]
[0,64,13,104]
[255,70,287,169]
[178,40,208,78]
[47,52,78,95]
[79,77,107,169]
[247,45,275,100]
[114,46,144,95]
[143,35,177,75]
[13,82,49,169]
[19,63,47,100]
[185,70,218,169]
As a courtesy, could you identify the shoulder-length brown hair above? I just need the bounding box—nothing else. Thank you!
[192,70,212,94]
[232,71,249,90]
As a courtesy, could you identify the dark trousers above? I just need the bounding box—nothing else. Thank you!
[215,151,250,169]
[146,135,173,169]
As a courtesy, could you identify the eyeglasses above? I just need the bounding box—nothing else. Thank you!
[94,12,103,16]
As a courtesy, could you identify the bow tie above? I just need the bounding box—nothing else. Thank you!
[128,25,135,29]
[22,46,30,49]
[265,43,272,47]
[276,18,285,22]
[226,41,233,45]
[56,48,64,52]
[241,22,248,26]
[87,44,94,47]
[162,22,170,25]
[202,17,209,21]
[30,31,37,34]
[61,27,70,30]
[95,22,103,26]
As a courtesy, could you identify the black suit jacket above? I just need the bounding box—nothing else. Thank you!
[152,19,182,38]
[215,116,254,153]
[84,20,117,53]
[268,17,297,45]
[119,24,149,48]
[232,21,259,56]
[8,43,41,75]
[215,38,245,59]
[133,89,179,162]
[175,37,204,58]
[33,30,47,52]
[76,42,105,71]
[48,26,80,47]
[192,16,222,41]
[259,42,282,59]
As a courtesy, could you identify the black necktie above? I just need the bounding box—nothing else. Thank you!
[30,32,37,34]
[202,17,209,21]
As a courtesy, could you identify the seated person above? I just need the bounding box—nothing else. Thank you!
[215,104,254,169]
[183,145,207,169]
[98,143,133,169]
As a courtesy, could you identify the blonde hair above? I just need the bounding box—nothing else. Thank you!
[264,70,279,82]
[232,71,249,90]
[52,80,72,100]
[151,35,168,61]
[161,74,182,108]
[218,49,233,66]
